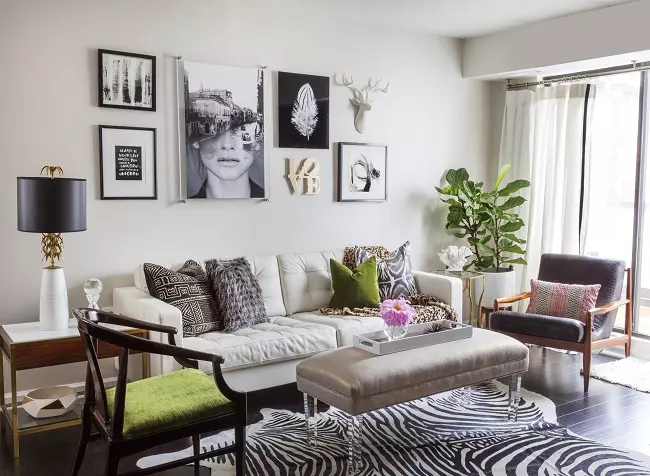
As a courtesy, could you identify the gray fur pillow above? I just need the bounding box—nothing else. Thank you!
[205,257,268,332]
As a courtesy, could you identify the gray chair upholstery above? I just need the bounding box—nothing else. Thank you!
[490,253,625,343]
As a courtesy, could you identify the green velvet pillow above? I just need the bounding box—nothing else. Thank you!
[329,257,380,308]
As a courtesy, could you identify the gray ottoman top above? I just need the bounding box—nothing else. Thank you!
[296,328,529,415]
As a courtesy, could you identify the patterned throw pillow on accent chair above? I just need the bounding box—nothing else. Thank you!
[527,279,601,325]
[354,241,417,300]
[143,260,220,337]
[205,257,268,333]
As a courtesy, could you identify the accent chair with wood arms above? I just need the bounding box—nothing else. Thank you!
[489,253,632,393]
[72,308,247,476]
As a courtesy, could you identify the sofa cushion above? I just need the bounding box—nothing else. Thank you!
[143,260,220,336]
[277,249,343,314]
[134,254,286,318]
[182,316,337,372]
[290,311,385,346]
[205,257,268,332]
[355,241,417,300]
[329,257,380,309]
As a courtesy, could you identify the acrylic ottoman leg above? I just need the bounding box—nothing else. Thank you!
[508,374,522,422]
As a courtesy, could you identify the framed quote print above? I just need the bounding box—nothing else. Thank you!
[99,125,157,199]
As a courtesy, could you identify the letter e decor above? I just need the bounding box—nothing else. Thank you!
[287,158,320,195]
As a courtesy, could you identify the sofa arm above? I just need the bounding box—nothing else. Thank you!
[413,271,462,321]
[113,287,183,375]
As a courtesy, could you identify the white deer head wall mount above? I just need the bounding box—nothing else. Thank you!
[336,74,389,134]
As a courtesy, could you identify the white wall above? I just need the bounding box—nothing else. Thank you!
[0,0,490,392]
[463,1,650,79]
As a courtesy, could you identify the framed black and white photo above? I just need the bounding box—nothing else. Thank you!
[98,49,156,111]
[181,61,268,199]
[278,72,329,149]
[337,142,387,202]
[99,125,157,199]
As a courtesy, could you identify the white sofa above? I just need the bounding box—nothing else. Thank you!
[112,249,462,392]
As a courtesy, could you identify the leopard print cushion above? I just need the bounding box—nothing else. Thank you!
[343,245,390,269]
[320,293,457,324]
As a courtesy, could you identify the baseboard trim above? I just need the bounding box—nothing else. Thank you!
[4,377,117,405]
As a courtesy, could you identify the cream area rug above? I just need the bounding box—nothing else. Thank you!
[590,357,650,392]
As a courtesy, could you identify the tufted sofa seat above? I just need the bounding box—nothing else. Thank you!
[185,317,336,372]
[113,249,462,392]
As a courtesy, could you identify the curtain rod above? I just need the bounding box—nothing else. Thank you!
[506,61,650,91]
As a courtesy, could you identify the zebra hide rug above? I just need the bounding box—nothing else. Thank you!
[138,381,650,475]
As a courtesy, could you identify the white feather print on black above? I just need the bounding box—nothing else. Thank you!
[291,83,318,140]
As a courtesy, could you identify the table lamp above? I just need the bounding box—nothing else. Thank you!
[17,166,87,330]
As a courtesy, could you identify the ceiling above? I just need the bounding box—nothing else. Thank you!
[302,0,636,38]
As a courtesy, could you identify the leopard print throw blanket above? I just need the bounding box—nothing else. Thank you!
[321,293,457,324]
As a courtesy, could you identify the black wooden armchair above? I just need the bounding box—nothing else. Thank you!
[72,308,247,476]
[490,253,631,393]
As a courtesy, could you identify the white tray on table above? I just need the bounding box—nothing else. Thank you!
[353,320,472,355]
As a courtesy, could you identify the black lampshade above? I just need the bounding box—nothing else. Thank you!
[17,177,87,233]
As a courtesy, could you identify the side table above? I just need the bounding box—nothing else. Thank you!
[0,319,149,459]
[435,270,484,326]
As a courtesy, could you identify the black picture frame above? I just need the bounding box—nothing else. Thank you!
[99,125,158,200]
[98,49,157,111]
[278,71,329,149]
[337,142,388,202]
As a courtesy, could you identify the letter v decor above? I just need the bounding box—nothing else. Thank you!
[287,158,321,195]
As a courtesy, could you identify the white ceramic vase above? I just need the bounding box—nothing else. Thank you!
[482,268,516,310]
[40,267,69,331]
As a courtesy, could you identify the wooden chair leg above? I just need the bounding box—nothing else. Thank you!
[70,405,92,476]
[193,434,201,475]
[104,446,121,476]
[583,350,592,394]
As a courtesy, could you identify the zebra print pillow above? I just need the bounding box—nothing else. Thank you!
[355,242,416,300]
[205,257,268,333]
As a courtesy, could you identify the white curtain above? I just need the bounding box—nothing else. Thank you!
[499,84,595,294]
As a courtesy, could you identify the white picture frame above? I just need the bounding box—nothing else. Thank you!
[99,125,157,200]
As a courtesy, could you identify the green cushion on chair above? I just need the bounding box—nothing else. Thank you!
[106,368,231,439]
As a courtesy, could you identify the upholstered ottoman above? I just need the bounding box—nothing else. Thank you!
[296,328,529,474]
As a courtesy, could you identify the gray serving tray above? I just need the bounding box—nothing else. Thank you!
[353,320,473,355]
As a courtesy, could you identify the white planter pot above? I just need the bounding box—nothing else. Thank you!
[482,268,515,310]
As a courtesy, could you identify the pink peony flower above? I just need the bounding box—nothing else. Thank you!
[380,298,415,327]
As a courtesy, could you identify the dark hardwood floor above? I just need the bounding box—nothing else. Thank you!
[2,347,649,475]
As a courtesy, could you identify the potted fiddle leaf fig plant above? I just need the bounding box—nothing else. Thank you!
[436,164,530,307]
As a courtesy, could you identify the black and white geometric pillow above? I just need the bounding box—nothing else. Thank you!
[143,260,220,337]
[355,242,417,300]
[205,257,269,333]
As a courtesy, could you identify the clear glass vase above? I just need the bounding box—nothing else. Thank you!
[383,323,408,341]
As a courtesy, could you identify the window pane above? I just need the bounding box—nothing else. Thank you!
[581,72,640,331]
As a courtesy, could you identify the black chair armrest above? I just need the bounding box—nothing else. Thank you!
[78,308,179,336]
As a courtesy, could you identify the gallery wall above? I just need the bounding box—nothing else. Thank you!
[0,0,491,391]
